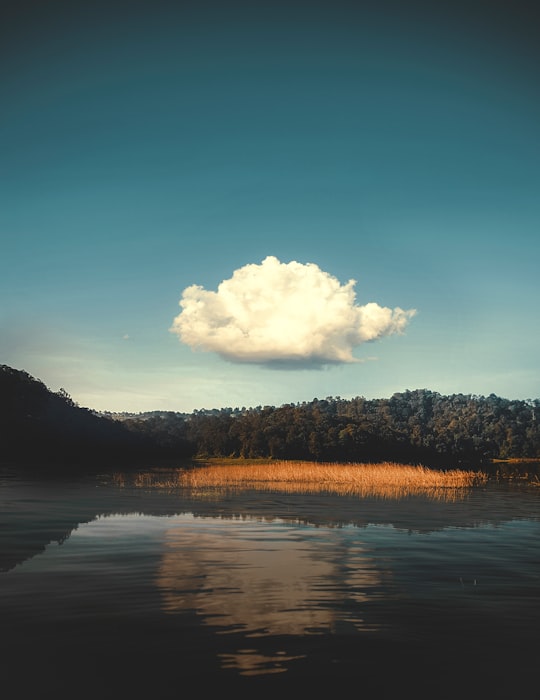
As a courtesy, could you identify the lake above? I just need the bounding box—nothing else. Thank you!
[1,465,539,698]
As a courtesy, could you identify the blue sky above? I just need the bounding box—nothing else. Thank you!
[2,0,539,412]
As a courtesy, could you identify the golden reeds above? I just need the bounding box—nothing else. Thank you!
[117,460,488,501]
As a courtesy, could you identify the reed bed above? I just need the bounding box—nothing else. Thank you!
[118,460,488,501]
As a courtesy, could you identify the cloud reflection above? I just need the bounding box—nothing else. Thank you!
[156,514,384,675]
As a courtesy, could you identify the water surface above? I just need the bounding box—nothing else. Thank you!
[1,468,538,698]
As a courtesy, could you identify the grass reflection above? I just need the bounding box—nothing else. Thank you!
[119,461,487,501]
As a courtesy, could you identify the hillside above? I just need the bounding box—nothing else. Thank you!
[114,389,540,468]
[0,365,192,468]
[2,364,539,469]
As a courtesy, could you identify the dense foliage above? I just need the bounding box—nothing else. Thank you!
[115,390,540,467]
[3,364,539,468]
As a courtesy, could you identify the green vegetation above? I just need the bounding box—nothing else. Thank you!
[2,364,540,473]
[116,391,540,470]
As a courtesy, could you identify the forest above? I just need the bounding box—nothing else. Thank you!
[114,390,540,468]
[2,364,539,469]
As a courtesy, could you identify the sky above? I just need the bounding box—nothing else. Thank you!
[2,0,540,413]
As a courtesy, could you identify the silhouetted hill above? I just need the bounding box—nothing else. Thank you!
[0,365,193,468]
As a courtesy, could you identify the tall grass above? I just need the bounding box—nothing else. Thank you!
[118,460,488,501]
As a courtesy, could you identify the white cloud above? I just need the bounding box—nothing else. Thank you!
[170,256,416,366]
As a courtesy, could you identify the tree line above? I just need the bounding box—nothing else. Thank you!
[116,389,540,467]
[3,364,539,469]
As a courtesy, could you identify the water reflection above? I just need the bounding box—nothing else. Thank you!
[155,514,390,675]
[1,469,540,695]
[159,517,381,626]
[1,466,539,574]
[217,648,305,677]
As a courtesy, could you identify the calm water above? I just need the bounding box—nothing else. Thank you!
[1,467,539,698]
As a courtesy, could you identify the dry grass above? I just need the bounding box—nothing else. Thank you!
[116,460,488,501]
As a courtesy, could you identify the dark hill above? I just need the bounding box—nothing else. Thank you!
[0,365,193,468]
